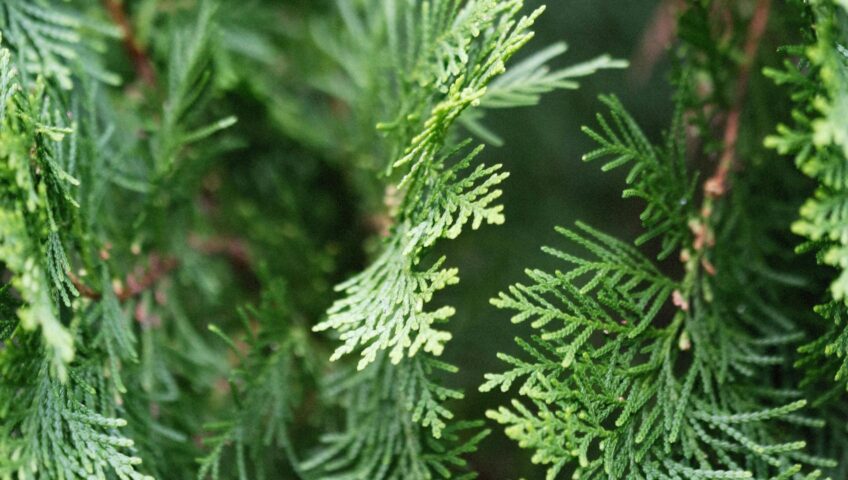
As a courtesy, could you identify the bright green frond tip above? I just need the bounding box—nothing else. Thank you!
[0,36,77,381]
[313,0,622,371]
[314,143,507,370]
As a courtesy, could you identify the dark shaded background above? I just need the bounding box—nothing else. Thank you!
[437,1,672,477]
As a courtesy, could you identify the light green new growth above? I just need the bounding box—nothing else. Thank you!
[767,1,848,396]
[0,39,75,381]
[767,2,848,301]
[317,144,507,370]
[306,1,623,478]
[313,0,625,370]
[8,1,848,479]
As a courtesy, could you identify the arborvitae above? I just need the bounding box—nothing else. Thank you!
[1,1,848,479]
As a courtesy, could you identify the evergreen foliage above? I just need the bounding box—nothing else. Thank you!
[1,0,848,479]
[198,280,316,480]
[303,2,623,478]
[767,2,848,403]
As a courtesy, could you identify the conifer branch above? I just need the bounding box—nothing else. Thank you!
[630,0,684,84]
[704,0,771,199]
[68,254,178,302]
[483,3,836,478]
[304,1,623,477]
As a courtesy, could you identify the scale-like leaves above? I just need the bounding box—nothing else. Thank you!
[198,282,317,480]
[767,2,848,301]
[0,340,152,480]
[483,224,828,479]
[316,0,622,371]
[0,39,77,380]
[307,2,624,476]
[767,1,848,405]
[583,95,695,260]
[314,144,507,369]
[0,0,120,88]
[302,354,488,480]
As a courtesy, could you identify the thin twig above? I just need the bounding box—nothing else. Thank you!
[115,254,178,301]
[681,0,773,280]
[629,0,685,84]
[102,0,157,87]
[703,0,772,198]
[188,234,252,272]
[67,271,102,299]
[69,254,178,302]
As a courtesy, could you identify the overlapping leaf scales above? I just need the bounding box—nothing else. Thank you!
[483,222,828,479]
[582,95,694,259]
[1,352,153,480]
[302,354,488,480]
[0,41,79,380]
[768,2,848,405]
[315,0,623,371]
[0,0,120,88]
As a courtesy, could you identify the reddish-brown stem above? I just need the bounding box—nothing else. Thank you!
[102,0,157,87]
[69,254,178,302]
[685,0,773,279]
[115,254,178,301]
[67,271,102,300]
[630,0,685,84]
[703,0,771,198]
[188,234,252,272]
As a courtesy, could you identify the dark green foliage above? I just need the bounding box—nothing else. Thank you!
[198,280,317,480]
[482,116,831,479]
[302,354,488,480]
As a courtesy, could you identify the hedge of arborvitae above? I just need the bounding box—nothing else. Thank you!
[2,1,848,479]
